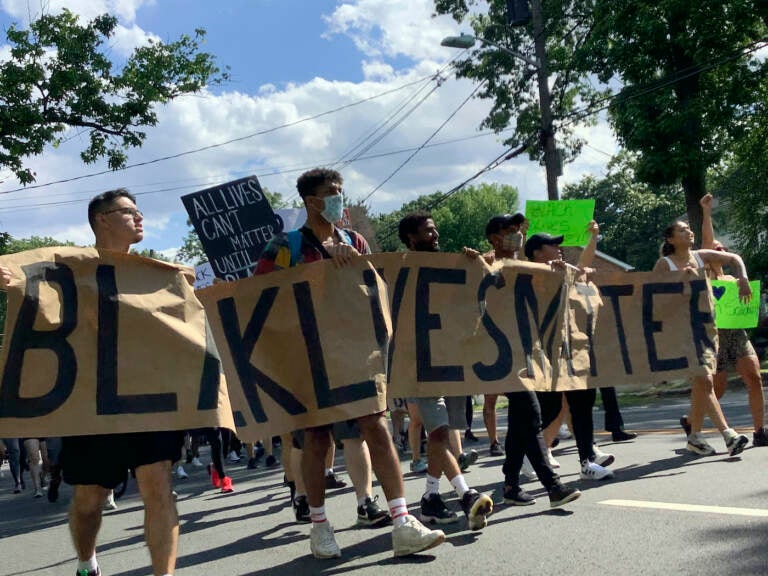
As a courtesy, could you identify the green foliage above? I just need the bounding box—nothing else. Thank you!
[433,0,606,164]
[372,182,519,253]
[710,80,768,282]
[562,154,685,271]
[176,188,292,264]
[578,0,768,237]
[0,9,228,183]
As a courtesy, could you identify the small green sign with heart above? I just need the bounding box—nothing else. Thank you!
[710,280,761,329]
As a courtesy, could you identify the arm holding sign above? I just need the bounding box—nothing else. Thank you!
[698,249,752,304]
[700,194,715,250]
[577,221,599,268]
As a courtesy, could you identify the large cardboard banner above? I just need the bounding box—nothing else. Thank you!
[197,253,716,439]
[0,248,235,438]
[197,257,391,441]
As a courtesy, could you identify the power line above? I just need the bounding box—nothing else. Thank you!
[0,129,515,213]
[0,74,438,196]
[360,80,487,204]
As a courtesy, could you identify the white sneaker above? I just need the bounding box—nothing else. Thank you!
[392,514,445,557]
[547,448,561,468]
[686,433,716,456]
[175,465,189,480]
[592,445,615,467]
[580,460,614,481]
[228,450,241,463]
[309,521,341,559]
[558,424,573,439]
[191,457,204,468]
[104,491,118,510]
[520,456,538,481]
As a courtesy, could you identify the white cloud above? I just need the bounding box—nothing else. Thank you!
[0,0,154,23]
[0,0,619,255]
[325,0,463,61]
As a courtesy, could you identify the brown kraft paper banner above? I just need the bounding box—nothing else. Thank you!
[0,247,235,438]
[197,257,391,442]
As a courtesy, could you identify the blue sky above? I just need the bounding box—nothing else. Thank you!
[0,0,617,259]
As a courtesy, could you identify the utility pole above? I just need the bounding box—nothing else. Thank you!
[529,0,560,200]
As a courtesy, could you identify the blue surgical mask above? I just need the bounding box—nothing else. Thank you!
[320,193,344,224]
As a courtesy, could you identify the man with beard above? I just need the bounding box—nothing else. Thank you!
[397,211,493,531]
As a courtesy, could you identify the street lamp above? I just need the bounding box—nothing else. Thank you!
[441,30,561,200]
[440,33,538,68]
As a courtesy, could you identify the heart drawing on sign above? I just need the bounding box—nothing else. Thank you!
[712,286,726,300]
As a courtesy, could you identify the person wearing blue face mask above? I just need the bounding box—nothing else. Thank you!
[254,168,445,560]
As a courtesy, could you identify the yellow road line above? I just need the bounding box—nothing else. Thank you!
[599,499,768,518]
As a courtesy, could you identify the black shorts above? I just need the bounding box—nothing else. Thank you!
[61,431,184,489]
[291,420,361,449]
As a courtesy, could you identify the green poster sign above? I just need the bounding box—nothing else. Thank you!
[525,199,596,246]
[711,280,761,329]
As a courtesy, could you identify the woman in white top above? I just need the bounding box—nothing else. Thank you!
[653,220,752,456]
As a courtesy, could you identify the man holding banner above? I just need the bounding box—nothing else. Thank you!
[254,168,444,559]
[0,189,184,576]
[466,214,581,508]
[524,225,616,481]
[398,211,494,530]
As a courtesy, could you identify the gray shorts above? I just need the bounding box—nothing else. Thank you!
[409,396,465,434]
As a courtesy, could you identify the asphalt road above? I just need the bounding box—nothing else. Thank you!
[1,388,767,576]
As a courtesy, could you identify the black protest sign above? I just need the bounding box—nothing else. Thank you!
[181,176,278,281]
[0,247,235,438]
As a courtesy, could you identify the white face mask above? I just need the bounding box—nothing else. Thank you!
[501,231,523,252]
[320,193,344,224]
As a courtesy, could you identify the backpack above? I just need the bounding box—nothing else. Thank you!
[287,228,353,267]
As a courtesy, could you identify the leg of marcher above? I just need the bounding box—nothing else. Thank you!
[135,460,178,576]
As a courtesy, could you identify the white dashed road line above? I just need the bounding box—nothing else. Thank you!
[599,499,768,518]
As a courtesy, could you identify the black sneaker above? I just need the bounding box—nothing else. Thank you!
[420,493,459,524]
[680,415,692,436]
[503,485,536,506]
[489,441,504,456]
[48,464,61,502]
[726,433,749,456]
[611,430,638,442]
[753,427,768,447]
[325,471,347,489]
[293,495,310,523]
[246,457,258,469]
[460,489,493,530]
[457,450,479,472]
[464,429,479,443]
[357,495,391,527]
[265,455,279,468]
[548,484,581,508]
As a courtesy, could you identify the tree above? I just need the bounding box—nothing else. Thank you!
[710,77,768,281]
[579,0,768,241]
[373,182,520,253]
[0,9,228,184]
[433,0,606,194]
[176,189,293,264]
[562,154,684,271]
